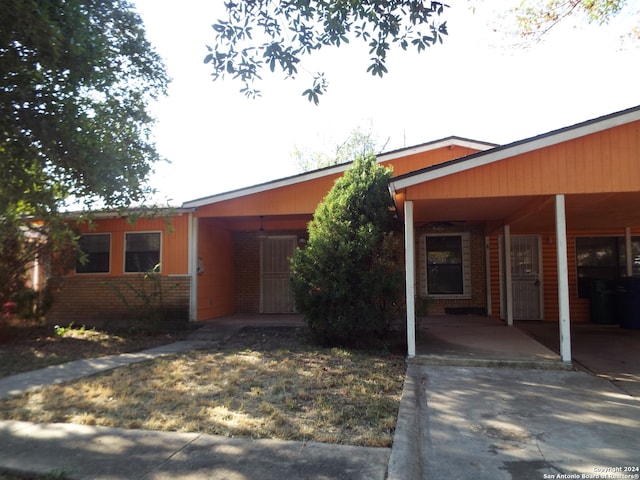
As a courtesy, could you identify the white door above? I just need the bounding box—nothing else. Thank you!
[511,236,543,320]
[260,236,297,313]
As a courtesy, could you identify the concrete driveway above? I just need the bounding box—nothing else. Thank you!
[519,322,640,397]
[390,316,640,480]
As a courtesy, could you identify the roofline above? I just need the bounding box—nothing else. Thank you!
[377,136,497,162]
[389,104,640,192]
[63,207,195,219]
[182,136,495,208]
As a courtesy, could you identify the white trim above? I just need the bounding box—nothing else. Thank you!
[421,232,471,299]
[188,214,198,322]
[555,195,572,364]
[504,225,513,326]
[404,201,416,358]
[485,237,492,317]
[390,107,640,191]
[183,137,495,209]
[377,137,495,163]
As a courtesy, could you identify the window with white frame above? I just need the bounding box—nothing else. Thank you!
[124,232,161,273]
[76,234,111,274]
[422,233,471,297]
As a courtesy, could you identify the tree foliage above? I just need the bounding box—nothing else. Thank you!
[0,0,169,306]
[505,0,639,42]
[205,1,449,104]
[290,154,403,346]
[292,124,389,172]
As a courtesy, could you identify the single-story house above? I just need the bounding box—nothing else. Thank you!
[45,105,640,362]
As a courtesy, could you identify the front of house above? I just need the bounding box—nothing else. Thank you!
[45,105,640,361]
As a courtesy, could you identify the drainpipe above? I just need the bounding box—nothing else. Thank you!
[404,200,416,358]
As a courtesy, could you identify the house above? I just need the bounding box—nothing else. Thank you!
[46,105,640,361]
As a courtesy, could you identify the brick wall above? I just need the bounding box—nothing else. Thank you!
[416,224,488,316]
[45,275,190,329]
[233,230,307,314]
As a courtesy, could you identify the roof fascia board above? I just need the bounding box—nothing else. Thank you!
[182,165,353,208]
[377,137,496,162]
[183,137,494,208]
[390,106,640,191]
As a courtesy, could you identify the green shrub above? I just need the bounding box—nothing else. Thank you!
[290,154,403,346]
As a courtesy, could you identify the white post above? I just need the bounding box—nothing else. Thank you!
[625,227,633,277]
[555,195,572,363]
[485,237,492,317]
[188,213,199,323]
[404,200,416,358]
[504,225,513,326]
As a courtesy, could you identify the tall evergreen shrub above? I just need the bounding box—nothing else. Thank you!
[290,154,403,346]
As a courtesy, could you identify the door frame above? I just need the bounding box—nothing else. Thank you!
[499,234,544,321]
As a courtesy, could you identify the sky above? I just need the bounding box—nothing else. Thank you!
[132,0,640,206]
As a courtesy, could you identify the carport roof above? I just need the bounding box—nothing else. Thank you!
[389,104,640,192]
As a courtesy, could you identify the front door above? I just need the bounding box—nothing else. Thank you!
[511,236,543,320]
[260,236,297,313]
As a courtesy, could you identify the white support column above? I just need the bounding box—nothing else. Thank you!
[555,195,572,363]
[404,200,416,358]
[504,225,513,326]
[188,213,199,323]
[485,237,492,317]
[625,227,633,277]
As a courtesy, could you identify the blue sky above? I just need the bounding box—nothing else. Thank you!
[132,0,640,205]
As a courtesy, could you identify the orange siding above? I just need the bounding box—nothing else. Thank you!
[407,122,640,200]
[488,228,640,324]
[197,218,234,319]
[379,145,481,176]
[73,214,189,276]
[195,145,483,218]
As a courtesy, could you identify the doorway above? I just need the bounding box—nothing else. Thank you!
[260,236,297,313]
[511,235,543,320]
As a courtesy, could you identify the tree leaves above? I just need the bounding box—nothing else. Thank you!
[205,0,449,104]
[0,0,169,301]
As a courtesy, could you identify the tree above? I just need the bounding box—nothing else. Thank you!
[499,0,639,43]
[0,0,169,307]
[204,1,449,104]
[292,124,389,172]
[290,154,403,346]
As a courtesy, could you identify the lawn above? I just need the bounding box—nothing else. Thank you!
[0,318,189,378]
[0,326,406,448]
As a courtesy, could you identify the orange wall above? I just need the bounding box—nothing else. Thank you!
[197,218,234,319]
[195,145,484,218]
[73,214,189,276]
[488,228,640,323]
[406,122,640,200]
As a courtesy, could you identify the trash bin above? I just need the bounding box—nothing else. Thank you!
[615,277,640,330]
[589,279,617,324]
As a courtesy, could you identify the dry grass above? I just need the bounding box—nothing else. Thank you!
[0,318,189,378]
[0,327,406,447]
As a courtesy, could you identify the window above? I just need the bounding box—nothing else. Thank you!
[125,232,161,273]
[426,235,465,295]
[576,236,640,298]
[76,234,110,274]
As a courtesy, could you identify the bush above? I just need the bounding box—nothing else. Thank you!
[290,155,403,346]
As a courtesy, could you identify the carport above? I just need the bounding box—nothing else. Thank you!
[391,106,640,363]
